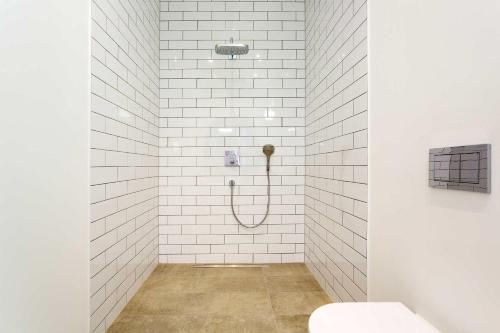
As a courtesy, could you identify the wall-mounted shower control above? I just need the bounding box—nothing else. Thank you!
[429,144,491,193]
[225,150,240,167]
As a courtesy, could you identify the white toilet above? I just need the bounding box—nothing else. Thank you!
[308,302,441,333]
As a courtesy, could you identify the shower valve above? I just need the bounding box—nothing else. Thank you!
[224,150,240,167]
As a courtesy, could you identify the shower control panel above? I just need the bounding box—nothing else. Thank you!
[429,144,491,193]
[225,150,240,167]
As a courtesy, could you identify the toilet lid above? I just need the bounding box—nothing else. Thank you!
[308,302,440,333]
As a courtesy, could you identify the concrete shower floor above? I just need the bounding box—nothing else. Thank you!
[108,263,330,333]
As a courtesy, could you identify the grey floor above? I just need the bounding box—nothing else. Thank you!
[108,263,330,333]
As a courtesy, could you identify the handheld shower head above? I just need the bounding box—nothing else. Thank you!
[263,144,275,171]
[228,145,275,229]
[263,144,275,157]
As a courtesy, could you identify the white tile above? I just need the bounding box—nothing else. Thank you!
[304,0,367,301]
[90,0,160,328]
[157,0,306,268]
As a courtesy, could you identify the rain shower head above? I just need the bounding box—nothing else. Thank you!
[215,38,249,59]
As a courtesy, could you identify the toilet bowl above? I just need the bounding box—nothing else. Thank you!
[308,302,440,333]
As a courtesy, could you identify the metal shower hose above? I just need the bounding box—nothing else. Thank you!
[229,169,271,229]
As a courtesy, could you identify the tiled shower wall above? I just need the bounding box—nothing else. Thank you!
[304,0,368,301]
[89,0,160,331]
[158,0,306,263]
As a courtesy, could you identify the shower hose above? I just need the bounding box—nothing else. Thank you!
[229,166,271,229]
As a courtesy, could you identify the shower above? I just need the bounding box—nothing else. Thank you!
[215,37,249,59]
[217,37,272,228]
[229,145,275,228]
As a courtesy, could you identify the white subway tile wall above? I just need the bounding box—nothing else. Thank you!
[159,0,306,264]
[90,0,160,331]
[304,0,368,301]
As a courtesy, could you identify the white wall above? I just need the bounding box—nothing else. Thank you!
[0,1,90,332]
[158,0,305,264]
[369,1,500,332]
[90,0,160,331]
[305,0,368,302]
